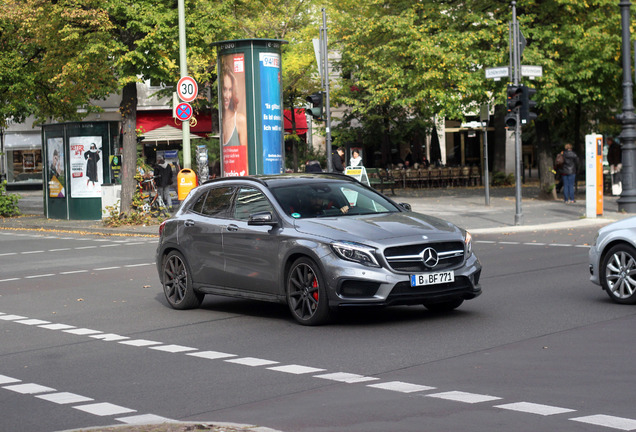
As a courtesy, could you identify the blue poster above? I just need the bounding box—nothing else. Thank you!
[259,52,283,174]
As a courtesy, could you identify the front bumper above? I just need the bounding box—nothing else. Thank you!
[322,253,482,307]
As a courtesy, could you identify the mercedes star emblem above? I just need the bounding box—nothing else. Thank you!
[422,247,439,268]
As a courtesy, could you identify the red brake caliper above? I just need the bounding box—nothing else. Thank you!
[312,277,319,301]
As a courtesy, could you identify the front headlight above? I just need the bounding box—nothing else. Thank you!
[464,231,473,255]
[331,241,380,267]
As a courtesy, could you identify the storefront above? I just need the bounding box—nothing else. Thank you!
[2,122,43,186]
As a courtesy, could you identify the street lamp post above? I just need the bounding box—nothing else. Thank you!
[618,0,636,212]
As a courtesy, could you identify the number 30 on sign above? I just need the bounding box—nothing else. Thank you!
[177,76,198,103]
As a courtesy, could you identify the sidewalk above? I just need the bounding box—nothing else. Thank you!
[1,185,631,236]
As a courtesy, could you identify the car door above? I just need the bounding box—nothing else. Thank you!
[222,186,282,295]
[179,185,235,287]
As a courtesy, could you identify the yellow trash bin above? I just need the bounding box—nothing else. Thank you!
[177,169,198,201]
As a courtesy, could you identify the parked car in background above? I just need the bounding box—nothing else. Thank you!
[156,173,482,325]
[589,216,636,303]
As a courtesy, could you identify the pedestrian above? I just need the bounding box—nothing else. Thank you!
[560,143,579,204]
[607,137,622,195]
[331,147,345,173]
[349,149,362,167]
[305,159,322,173]
[153,158,173,210]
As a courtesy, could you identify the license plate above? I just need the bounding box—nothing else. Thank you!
[410,271,455,287]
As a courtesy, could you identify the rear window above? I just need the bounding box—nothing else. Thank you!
[190,186,235,217]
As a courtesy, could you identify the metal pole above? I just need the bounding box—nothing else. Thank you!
[322,8,333,172]
[618,0,636,212]
[178,0,191,169]
[512,1,523,225]
[0,126,5,182]
[483,115,490,206]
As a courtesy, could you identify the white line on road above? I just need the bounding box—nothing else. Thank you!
[570,414,636,431]
[268,365,326,375]
[73,402,136,416]
[426,391,501,404]
[495,401,576,416]
[225,357,279,367]
[368,381,435,393]
[149,344,197,353]
[187,351,236,360]
[3,383,56,394]
[314,372,379,384]
[36,392,94,405]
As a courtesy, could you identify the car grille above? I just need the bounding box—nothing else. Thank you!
[387,276,476,303]
[384,241,465,273]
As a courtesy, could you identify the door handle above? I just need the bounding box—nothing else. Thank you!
[226,224,239,232]
[184,219,195,227]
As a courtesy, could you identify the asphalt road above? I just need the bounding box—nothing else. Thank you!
[1,226,635,432]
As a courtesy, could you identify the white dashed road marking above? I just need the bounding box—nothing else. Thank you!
[225,357,279,367]
[368,381,436,393]
[314,372,379,384]
[3,311,636,430]
[36,392,94,405]
[4,383,56,394]
[495,402,576,416]
[427,391,501,404]
[73,402,136,416]
[268,365,326,375]
[570,414,636,431]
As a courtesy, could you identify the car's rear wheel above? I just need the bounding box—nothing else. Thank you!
[601,243,636,304]
[423,298,464,312]
[286,257,331,325]
[162,250,204,309]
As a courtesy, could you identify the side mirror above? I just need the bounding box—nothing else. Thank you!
[248,211,278,226]
[398,202,412,212]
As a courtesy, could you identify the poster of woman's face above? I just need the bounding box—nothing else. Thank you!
[220,53,249,176]
[69,136,103,198]
[47,138,65,198]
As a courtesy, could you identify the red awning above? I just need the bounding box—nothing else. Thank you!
[284,109,308,135]
[136,110,213,138]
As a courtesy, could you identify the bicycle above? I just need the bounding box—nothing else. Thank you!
[136,176,170,217]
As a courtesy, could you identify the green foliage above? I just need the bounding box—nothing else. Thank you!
[0,181,21,217]
[490,171,515,187]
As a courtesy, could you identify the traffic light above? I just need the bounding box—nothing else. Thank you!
[505,85,522,128]
[521,85,537,124]
[306,92,323,120]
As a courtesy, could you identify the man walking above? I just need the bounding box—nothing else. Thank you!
[154,158,173,210]
[560,143,579,204]
[331,147,345,173]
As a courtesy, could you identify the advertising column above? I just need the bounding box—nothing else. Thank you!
[215,39,287,176]
[259,52,284,174]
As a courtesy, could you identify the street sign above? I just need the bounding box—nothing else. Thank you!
[175,102,193,122]
[177,76,198,102]
[521,65,543,78]
[485,66,509,80]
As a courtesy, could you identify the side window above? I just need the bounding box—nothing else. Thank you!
[233,187,274,221]
[190,191,207,214]
[202,186,235,217]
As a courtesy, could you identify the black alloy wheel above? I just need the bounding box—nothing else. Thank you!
[162,250,204,309]
[601,243,636,304]
[286,257,331,325]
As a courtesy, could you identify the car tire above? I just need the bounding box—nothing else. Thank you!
[423,298,464,312]
[161,250,204,310]
[286,257,331,325]
[601,243,636,304]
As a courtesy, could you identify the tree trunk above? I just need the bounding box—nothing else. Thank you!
[536,118,556,200]
[119,82,138,214]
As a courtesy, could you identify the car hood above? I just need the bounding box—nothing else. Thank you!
[293,211,462,244]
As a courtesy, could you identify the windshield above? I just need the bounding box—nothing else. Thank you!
[270,181,401,219]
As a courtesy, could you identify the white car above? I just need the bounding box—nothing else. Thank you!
[589,216,636,303]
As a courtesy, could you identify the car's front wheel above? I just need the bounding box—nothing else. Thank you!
[162,250,204,309]
[601,243,636,304]
[286,257,331,325]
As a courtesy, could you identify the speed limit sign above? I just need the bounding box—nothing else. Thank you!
[177,76,198,102]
